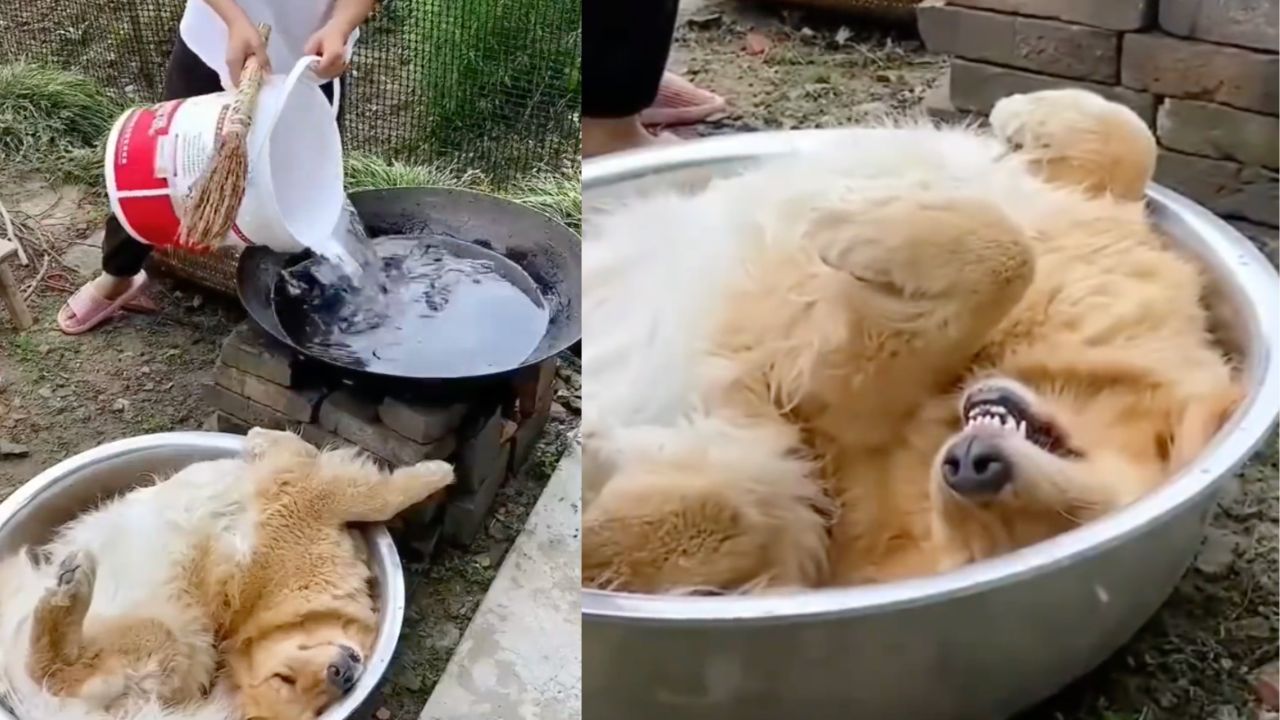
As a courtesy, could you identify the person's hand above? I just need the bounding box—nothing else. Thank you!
[303,20,352,80]
[225,17,270,87]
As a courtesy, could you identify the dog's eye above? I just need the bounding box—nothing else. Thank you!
[273,673,296,687]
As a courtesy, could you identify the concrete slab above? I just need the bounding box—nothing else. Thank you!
[419,438,582,720]
[62,228,104,278]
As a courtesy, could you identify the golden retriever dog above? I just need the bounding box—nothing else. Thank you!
[581,89,1241,594]
[0,428,454,719]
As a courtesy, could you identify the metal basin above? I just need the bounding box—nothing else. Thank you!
[580,131,1280,720]
[0,432,404,720]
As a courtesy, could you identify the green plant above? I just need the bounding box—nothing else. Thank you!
[507,170,580,232]
[343,152,580,232]
[372,0,581,180]
[344,151,487,191]
[0,62,124,186]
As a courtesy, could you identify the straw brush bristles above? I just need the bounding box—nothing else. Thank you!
[179,24,271,252]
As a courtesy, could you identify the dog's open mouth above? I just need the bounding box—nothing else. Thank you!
[963,386,1082,458]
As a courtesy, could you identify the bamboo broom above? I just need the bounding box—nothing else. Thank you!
[179,23,272,251]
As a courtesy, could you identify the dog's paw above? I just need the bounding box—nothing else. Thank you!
[989,89,1155,201]
[50,550,96,607]
[408,460,455,488]
[990,88,1124,154]
[245,427,313,461]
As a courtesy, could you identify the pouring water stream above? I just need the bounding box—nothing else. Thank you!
[277,198,550,376]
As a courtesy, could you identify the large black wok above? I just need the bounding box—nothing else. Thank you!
[237,187,581,385]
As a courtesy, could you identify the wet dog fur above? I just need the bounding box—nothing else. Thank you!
[0,428,454,719]
[581,89,1241,593]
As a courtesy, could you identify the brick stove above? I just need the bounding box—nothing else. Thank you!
[202,322,558,552]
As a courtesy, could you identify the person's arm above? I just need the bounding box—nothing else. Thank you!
[202,0,271,86]
[305,0,378,80]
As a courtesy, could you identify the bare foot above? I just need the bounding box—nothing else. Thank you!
[89,273,139,302]
[582,116,679,158]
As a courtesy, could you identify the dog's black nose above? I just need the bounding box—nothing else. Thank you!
[941,435,1012,497]
[328,646,363,693]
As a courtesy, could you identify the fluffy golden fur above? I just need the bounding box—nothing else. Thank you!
[0,429,454,719]
[581,89,1241,593]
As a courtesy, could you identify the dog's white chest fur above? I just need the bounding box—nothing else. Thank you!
[583,126,1030,434]
[47,458,257,617]
[0,459,256,720]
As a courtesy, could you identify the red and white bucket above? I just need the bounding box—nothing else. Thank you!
[104,57,344,254]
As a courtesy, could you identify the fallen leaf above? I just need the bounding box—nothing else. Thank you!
[744,32,772,56]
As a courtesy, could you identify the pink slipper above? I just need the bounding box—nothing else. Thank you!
[122,291,158,314]
[57,273,153,335]
[640,72,726,127]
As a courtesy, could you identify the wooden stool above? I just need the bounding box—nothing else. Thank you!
[0,238,33,331]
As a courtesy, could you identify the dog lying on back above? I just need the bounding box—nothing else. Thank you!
[0,428,454,720]
[581,89,1241,593]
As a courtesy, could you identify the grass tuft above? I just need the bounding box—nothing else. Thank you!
[344,152,488,192]
[368,0,580,181]
[344,152,580,232]
[507,170,580,232]
[0,62,124,187]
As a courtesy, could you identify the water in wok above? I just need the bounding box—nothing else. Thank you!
[237,187,582,384]
[275,234,550,377]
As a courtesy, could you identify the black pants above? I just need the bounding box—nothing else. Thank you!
[103,37,344,277]
[581,0,679,118]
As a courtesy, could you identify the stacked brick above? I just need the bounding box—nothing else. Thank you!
[918,0,1279,260]
[203,322,558,549]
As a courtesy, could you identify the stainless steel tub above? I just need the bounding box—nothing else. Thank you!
[0,432,405,720]
[580,131,1280,719]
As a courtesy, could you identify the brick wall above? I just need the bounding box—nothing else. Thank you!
[918,0,1279,261]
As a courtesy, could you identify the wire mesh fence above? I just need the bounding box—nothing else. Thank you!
[0,0,581,184]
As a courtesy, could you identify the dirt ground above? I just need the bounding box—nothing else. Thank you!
[0,179,579,720]
[670,4,1277,719]
[667,2,943,134]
